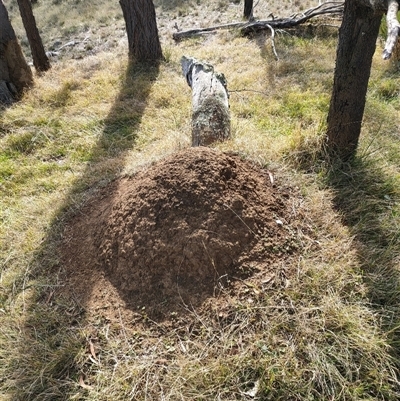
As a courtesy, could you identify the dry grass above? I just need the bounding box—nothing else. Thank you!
[1,0,400,400]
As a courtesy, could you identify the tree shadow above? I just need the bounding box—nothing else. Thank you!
[325,156,400,367]
[4,59,160,400]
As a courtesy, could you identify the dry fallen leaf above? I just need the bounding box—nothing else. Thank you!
[155,358,168,365]
[79,375,93,390]
[89,340,97,361]
[267,171,275,186]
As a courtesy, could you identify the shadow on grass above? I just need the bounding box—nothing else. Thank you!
[3,60,160,400]
[325,155,400,371]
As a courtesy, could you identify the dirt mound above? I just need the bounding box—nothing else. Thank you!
[61,147,297,320]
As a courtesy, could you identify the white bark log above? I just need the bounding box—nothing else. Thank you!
[181,56,230,147]
[383,0,400,59]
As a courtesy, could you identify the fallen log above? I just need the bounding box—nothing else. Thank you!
[181,56,230,147]
[173,22,245,41]
[173,2,344,41]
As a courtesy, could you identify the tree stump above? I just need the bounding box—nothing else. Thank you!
[181,56,230,147]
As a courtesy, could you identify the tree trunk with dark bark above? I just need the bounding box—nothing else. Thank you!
[244,0,254,20]
[0,0,33,105]
[326,0,383,159]
[17,0,50,73]
[119,0,163,62]
[181,56,230,147]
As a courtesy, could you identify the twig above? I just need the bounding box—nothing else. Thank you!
[57,40,80,51]
[265,23,279,60]
[222,203,258,237]
[230,89,269,96]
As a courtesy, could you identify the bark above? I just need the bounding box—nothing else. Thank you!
[0,0,33,105]
[17,0,50,72]
[181,56,230,147]
[383,0,400,59]
[326,0,383,159]
[244,0,254,20]
[358,0,388,10]
[119,0,162,62]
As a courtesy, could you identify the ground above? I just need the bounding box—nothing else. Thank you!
[11,0,327,64]
[59,147,307,325]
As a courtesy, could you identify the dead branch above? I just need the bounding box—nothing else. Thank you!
[172,2,344,41]
[173,22,247,41]
[241,1,344,35]
[265,24,279,60]
[383,0,400,59]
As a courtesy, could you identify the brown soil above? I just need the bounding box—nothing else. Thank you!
[60,147,300,322]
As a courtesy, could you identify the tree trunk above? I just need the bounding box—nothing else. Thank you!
[244,0,253,20]
[383,0,400,59]
[17,0,50,73]
[181,56,230,147]
[326,0,383,159]
[0,0,33,105]
[119,0,162,62]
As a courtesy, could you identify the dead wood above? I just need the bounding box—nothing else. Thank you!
[181,56,230,147]
[383,0,400,59]
[172,2,344,41]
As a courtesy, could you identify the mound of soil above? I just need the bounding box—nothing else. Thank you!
[61,147,297,321]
